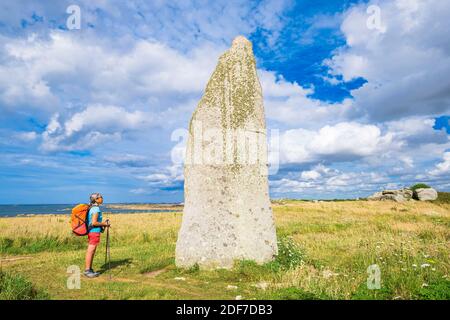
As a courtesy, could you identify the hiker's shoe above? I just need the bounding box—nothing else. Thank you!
[83,269,99,278]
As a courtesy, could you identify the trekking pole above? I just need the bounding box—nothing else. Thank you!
[105,220,111,280]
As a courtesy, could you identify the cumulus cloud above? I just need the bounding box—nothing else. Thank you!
[259,70,353,128]
[429,152,450,176]
[300,164,330,180]
[40,105,153,152]
[138,163,184,193]
[0,32,221,114]
[279,121,394,164]
[271,164,391,197]
[326,0,450,121]
[386,117,449,146]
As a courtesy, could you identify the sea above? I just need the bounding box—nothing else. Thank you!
[0,204,180,217]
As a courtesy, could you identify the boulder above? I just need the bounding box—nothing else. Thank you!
[367,188,413,202]
[175,36,278,269]
[367,191,383,201]
[414,188,438,201]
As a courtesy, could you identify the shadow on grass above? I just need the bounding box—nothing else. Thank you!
[98,258,132,274]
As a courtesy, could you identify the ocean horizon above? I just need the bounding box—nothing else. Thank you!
[0,203,182,217]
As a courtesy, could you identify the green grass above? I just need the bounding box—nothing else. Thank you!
[416,280,450,300]
[0,271,48,300]
[433,192,450,205]
[0,236,85,255]
[0,201,449,300]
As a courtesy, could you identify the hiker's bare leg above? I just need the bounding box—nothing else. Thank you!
[85,244,97,270]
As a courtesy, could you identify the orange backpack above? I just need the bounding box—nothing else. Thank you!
[71,204,91,236]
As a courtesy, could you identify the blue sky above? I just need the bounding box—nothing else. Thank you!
[0,0,449,204]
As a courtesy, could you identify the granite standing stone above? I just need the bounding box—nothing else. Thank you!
[175,36,278,269]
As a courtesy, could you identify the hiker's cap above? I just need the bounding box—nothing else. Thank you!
[90,192,103,204]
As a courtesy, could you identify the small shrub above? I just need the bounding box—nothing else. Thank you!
[416,280,450,300]
[262,287,329,300]
[0,271,48,300]
[272,236,305,271]
[175,263,200,275]
[234,260,269,279]
[0,238,14,251]
[351,281,394,300]
[410,183,431,191]
[434,192,450,204]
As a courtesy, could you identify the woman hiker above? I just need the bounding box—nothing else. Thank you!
[84,192,110,278]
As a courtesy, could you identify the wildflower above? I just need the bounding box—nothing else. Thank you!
[253,282,268,290]
[235,295,242,300]
[420,263,430,268]
[322,270,338,279]
[421,283,428,288]
[412,264,417,268]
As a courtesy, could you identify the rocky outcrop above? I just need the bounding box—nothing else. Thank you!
[414,188,438,201]
[175,36,278,269]
[367,188,413,202]
[368,187,439,202]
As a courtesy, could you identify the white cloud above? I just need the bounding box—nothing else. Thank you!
[386,117,449,146]
[0,32,222,118]
[429,152,450,176]
[300,164,330,180]
[40,105,154,152]
[279,122,394,164]
[271,165,391,197]
[259,69,354,128]
[326,0,450,121]
[300,169,321,181]
[142,173,171,183]
[64,105,149,136]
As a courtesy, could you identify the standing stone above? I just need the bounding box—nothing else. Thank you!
[175,36,278,269]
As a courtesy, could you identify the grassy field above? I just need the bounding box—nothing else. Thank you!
[1,199,449,300]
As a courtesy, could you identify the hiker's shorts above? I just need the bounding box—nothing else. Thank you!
[88,232,101,246]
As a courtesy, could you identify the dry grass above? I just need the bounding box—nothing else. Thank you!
[0,200,449,300]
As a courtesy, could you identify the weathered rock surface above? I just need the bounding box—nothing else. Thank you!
[414,188,438,201]
[367,188,413,202]
[175,36,278,269]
